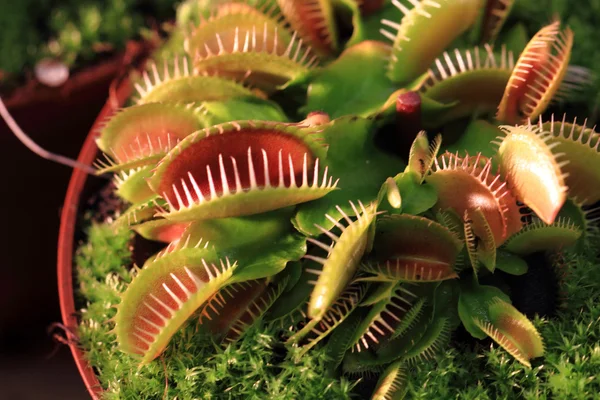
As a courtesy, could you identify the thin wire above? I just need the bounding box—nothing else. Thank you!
[0,95,98,175]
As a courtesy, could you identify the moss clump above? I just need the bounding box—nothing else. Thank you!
[75,223,357,399]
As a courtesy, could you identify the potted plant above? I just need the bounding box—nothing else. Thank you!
[44,0,600,398]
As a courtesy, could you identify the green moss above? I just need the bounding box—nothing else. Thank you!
[405,252,600,399]
[75,222,600,399]
[75,223,356,400]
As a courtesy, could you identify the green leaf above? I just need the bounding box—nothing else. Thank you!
[200,97,289,126]
[281,261,303,292]
[495,250,528,276]
[442,119,503,161]
[182,208,307,283]
[302,41,396,119]
[266,260,314,322]
[381,172,438,216]
[433,279,461,329]
[498,23,529,55]
[361,281,397,306]
[458,280,510,339]
[332,0,365,47]
[420,95,462,129]
[324,310,364,372]
[293,116,405,236]
[232,233,307,283]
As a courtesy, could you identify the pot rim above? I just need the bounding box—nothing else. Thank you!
[57,77,132,399]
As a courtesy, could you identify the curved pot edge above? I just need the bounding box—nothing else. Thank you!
[57,78,132,399]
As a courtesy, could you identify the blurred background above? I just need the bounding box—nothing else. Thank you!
[0,1,183,398]
[0,0,598,399]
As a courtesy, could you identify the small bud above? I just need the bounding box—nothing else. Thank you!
[304,111,331,127]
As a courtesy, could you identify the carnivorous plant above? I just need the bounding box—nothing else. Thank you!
[67,0,600,398]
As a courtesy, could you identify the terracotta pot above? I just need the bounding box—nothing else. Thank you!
[56,75,133,399]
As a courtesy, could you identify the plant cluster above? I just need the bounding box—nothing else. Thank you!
[82,0,600,398]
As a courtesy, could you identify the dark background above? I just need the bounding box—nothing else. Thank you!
[0,79,114,399]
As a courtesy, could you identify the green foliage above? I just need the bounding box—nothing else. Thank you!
[405,252,600,399]
[76,223,357,399]
[0,1,44,76]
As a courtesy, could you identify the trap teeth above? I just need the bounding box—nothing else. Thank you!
[496,21,574,125]
[384,0,484,84]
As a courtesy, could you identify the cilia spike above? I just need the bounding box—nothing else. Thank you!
[536,114,600,205]
[420,45,515,122]
[352,282,419,352]
[133,55,257,104]
[276,0,339,57]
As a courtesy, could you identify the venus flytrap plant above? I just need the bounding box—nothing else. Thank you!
[496,20,574,125]
[537,115,600,205]
[131,55,261,104]
[114,252,236,365]
[9,0,589,398]
[381,0,484,85]
[148,120,336,222]
[495,124,569,225]
[184,1,292,59]
[277,0,340,57]
[191,22,319,91]
[419,44,515,126]
[94,102,206,174]
[370,360,408,400]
